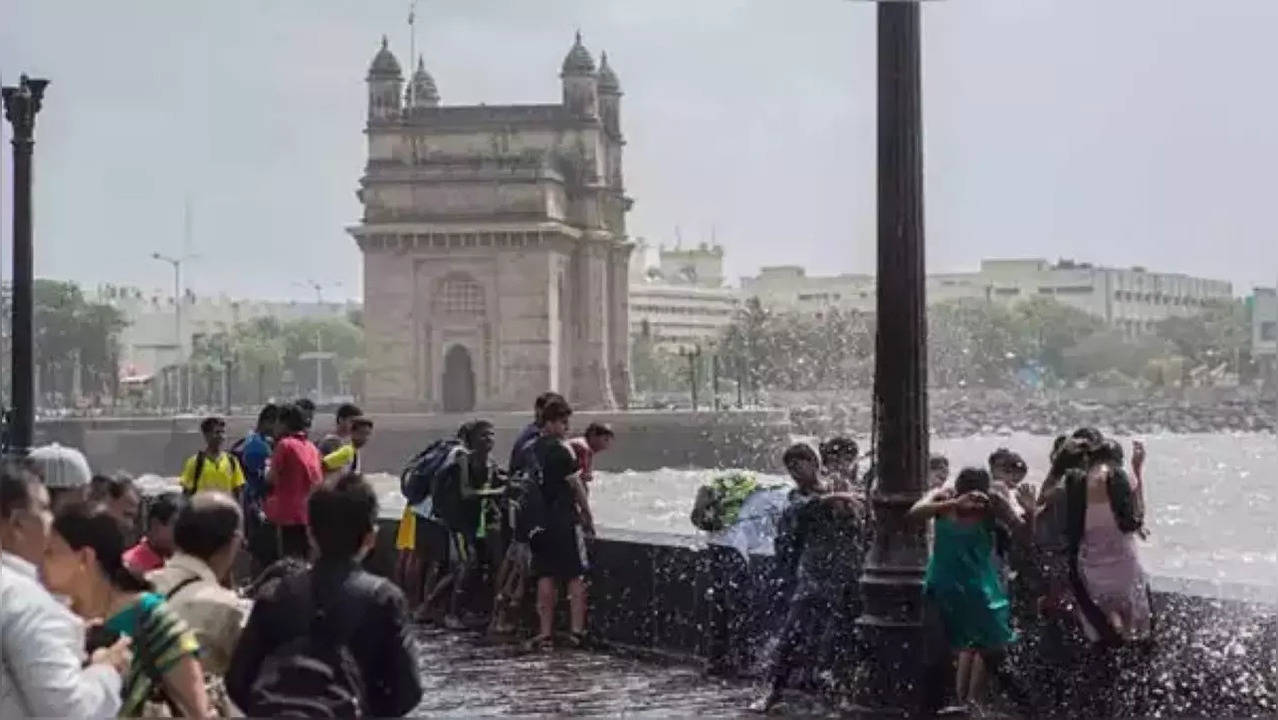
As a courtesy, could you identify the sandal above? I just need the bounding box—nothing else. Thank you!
[565,630,590,649]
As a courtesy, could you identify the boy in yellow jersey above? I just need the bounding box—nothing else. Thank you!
[321,417,373,477]
[180,417,245,500]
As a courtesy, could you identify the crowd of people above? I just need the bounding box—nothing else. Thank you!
[0,391,614,717]
[1,386,1154,718]
[718,427,1152,716]
[0,399,421,718]
[391,392,615,651]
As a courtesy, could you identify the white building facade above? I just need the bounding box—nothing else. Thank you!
[629,241,739,350]
[742,258,1233,334]
[90,285,356,379]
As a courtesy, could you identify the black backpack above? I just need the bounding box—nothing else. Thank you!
[246,572,368,718]
[399,439,461,505]
[510,439,550,543]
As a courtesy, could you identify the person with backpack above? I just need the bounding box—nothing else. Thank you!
[397,425,466,623]
[237,403,279,575]
[226,472,423,718]
[180,416,245,501]
[432,420,504,630]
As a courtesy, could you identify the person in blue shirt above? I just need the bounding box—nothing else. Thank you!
[508,391,563,474]
[237,403,278,574]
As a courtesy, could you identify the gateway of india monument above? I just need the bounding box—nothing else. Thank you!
[349,33,633,412]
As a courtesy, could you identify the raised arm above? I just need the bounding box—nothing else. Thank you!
[906,487,957,521]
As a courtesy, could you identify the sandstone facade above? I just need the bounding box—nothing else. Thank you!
[350,35,632,411]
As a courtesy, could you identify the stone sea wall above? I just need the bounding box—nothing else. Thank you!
[35,388,1274,481]
[36,410,793,478]
[449,525,1273,718]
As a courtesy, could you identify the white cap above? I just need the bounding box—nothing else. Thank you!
[27,443,93,489]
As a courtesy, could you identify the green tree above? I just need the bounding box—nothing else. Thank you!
[1013,296,1105,377]
[31,280,127,405]
[1154,300,1250,370]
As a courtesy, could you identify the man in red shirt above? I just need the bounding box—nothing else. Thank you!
[122,493,183,574]
[265,402,323,561]
[566,422,615,493]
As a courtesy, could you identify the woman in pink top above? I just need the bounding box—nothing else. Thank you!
[265,403,322,560]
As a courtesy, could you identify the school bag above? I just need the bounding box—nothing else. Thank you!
[400,439,462,505]
[245,572,369,718]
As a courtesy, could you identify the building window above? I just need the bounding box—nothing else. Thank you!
[1262,322,1277,342]
[435,273,486,316]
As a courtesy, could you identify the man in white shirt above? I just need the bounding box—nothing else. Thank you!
[0,465,130,719]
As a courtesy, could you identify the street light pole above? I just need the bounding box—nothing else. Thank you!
[294,279,341,402]
[151,252,186,409]
[854,2,931,717]
[3,75,49,457]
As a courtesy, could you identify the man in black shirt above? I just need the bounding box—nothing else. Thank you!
[226,472,422,717]
[526,398,590,650]
[752,443,868,711]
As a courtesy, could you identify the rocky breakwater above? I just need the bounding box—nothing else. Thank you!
[792,393,1275,438]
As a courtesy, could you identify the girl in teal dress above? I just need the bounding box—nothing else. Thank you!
[909,467,1027,711]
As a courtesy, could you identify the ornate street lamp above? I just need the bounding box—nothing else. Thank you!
[2,75,49,457]
[853,2,931,717]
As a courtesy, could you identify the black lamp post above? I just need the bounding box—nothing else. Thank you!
[2,75,49,458]
[853,2,930,717]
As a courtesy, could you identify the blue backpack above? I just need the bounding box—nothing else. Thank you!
[400,439,461,505]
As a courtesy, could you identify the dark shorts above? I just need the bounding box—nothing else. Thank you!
[414,516,451,567]
[530,522,588,580]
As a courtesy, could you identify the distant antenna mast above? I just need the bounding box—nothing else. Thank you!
[407,0,419,105]
[182,195,192,256]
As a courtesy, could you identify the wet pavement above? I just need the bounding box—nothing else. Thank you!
[409,625,832,718]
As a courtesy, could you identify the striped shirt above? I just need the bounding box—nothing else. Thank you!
[105,593,201,717]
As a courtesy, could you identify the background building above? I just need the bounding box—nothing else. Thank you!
[628,240,739,350]
[89,284,355,380]
[1252,287,1277,378]
[351,34,632,412]
[742,257,1234,333]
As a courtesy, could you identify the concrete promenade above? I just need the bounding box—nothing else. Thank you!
[408,626,830,718]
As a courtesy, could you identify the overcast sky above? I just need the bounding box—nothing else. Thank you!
[2,0,1276,302]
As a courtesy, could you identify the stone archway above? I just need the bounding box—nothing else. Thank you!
[441,344,476,413]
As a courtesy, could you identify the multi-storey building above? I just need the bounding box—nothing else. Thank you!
[742,258,1234,334]
[628,241,739,350]
[88,285,355,379]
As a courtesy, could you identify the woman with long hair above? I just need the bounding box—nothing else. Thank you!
[42,502,209,717]
[1065,439,1151,644]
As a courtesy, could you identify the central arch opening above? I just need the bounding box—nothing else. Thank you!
[441,344,476,413]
